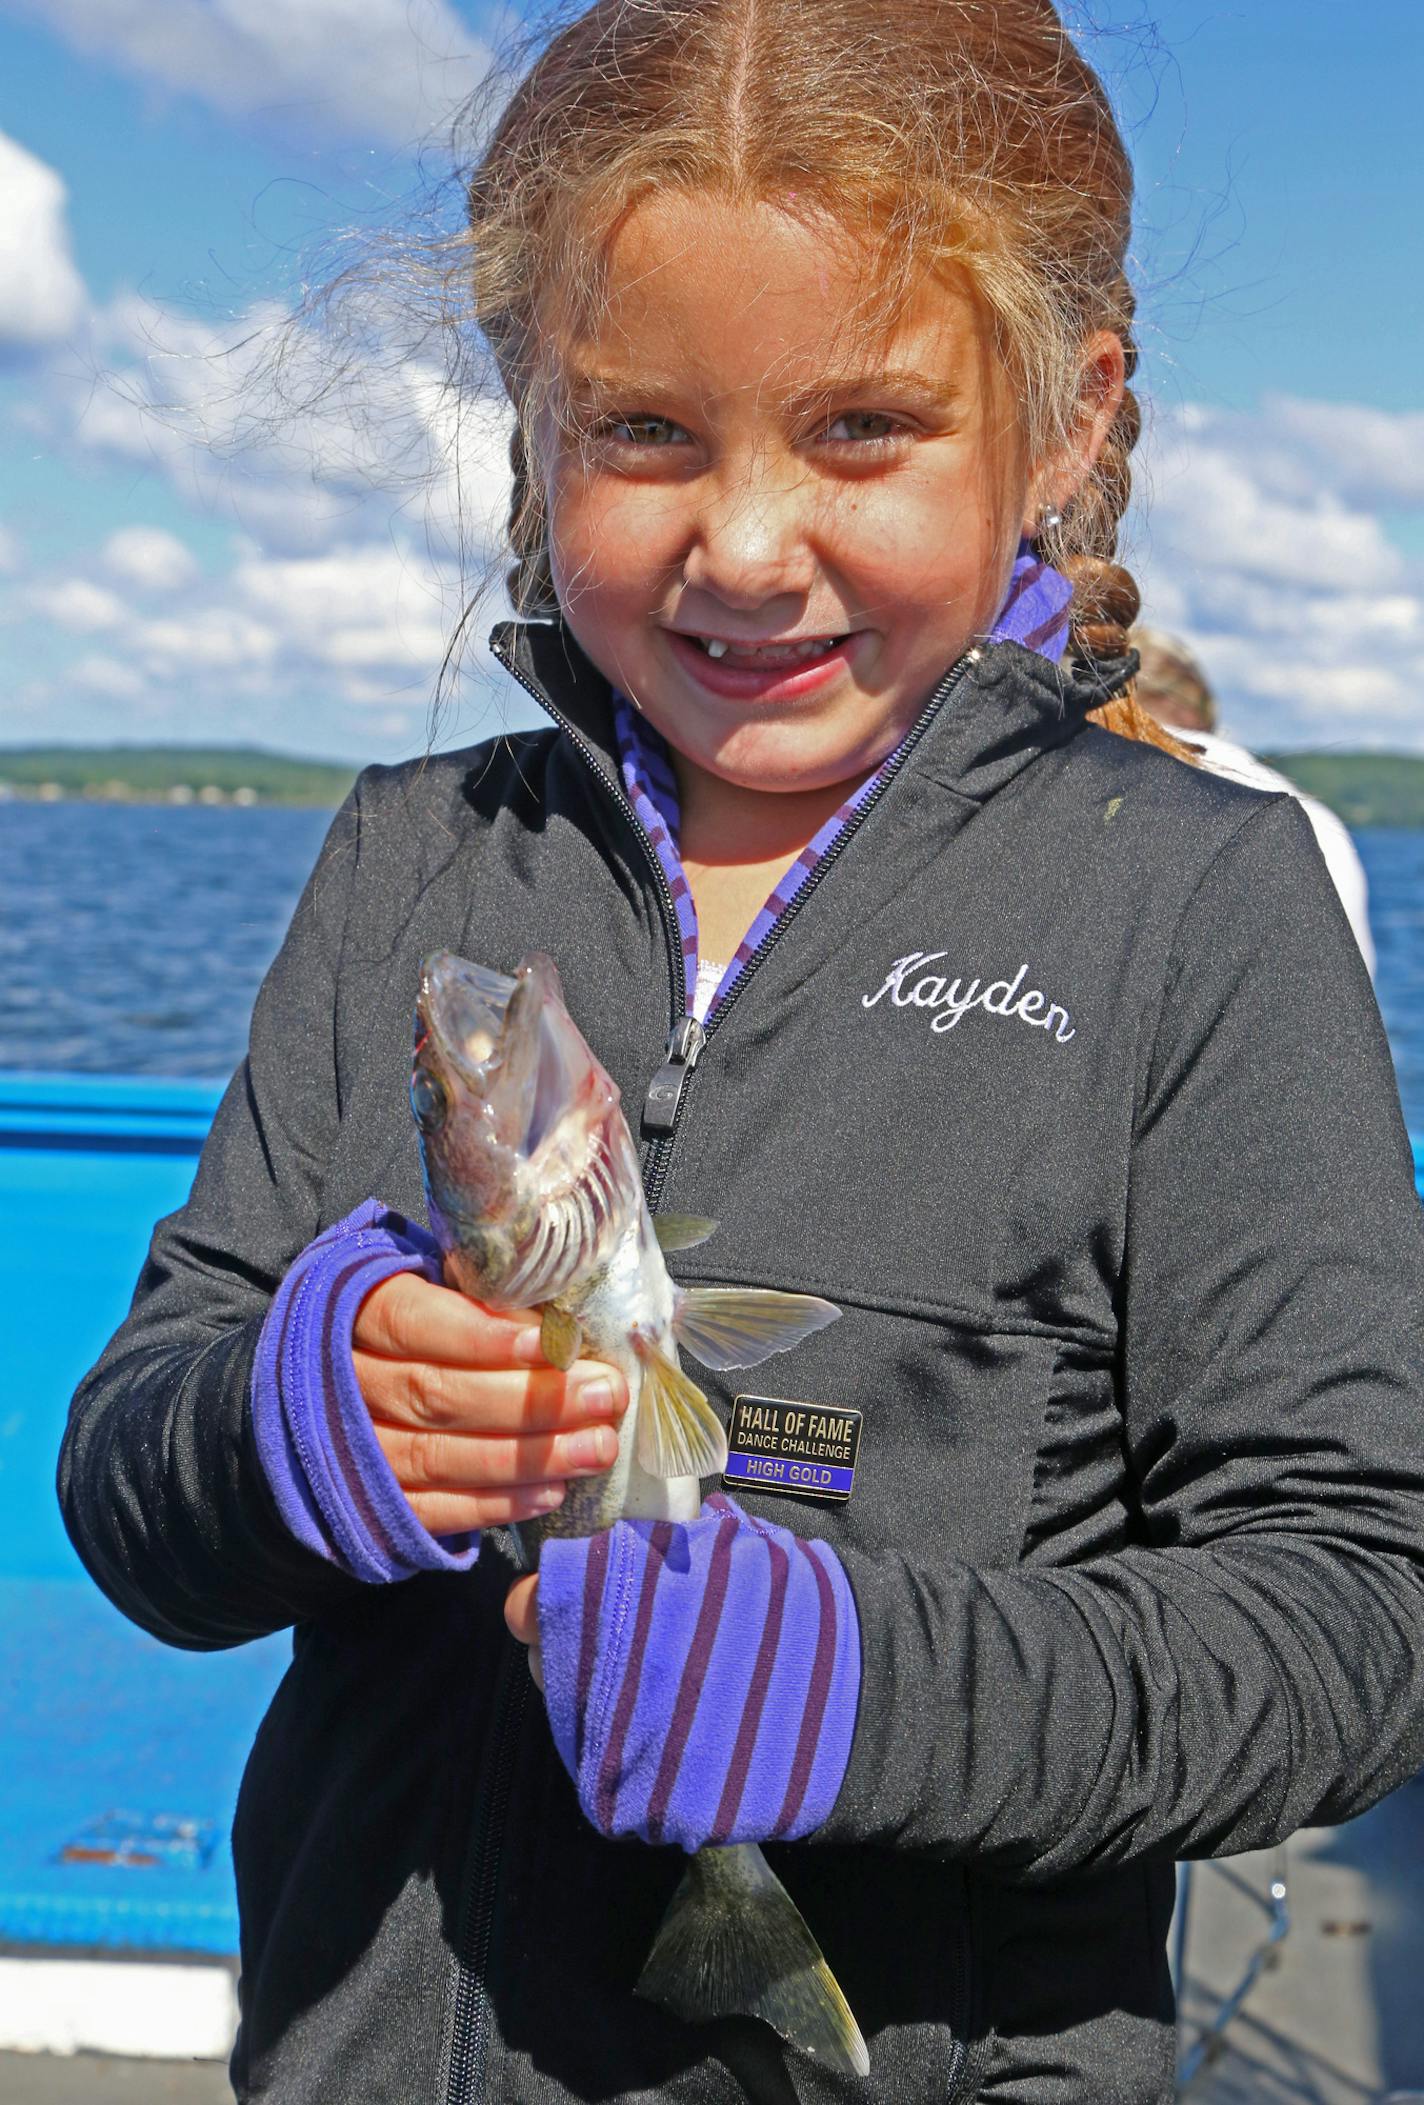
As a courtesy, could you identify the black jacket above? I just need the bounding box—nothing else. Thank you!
[60,626,1424,2104]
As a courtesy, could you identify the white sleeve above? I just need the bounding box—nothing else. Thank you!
[1296,794,1376,979]
[1187,734,1376,979]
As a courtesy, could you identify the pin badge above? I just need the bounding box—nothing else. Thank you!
[723,1394,863,1504]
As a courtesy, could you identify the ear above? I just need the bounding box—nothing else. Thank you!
[1022,332,1127,537]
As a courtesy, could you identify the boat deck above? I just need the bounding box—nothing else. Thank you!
[1183,1785,1424,2102]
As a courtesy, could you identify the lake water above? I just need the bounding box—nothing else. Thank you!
[2,802,1422,1134]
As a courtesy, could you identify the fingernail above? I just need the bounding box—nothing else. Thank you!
[514,1326,545,1364]
[532,1483,565,1511]
[568,1424,616,1470]
[577,1377,616,1417]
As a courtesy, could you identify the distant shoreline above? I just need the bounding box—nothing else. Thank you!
[0,744,356,810]
[1259,753,1424,833]
[3,743,1423,828]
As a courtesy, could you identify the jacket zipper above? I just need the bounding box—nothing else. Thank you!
[488,635,691,1053]
[640,645,979,1210]
[490,633,980,1214]
[444,1643,529,2105]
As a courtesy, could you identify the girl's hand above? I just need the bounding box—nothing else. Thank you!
[505,1572,542,1689]
[352,1272,627,1535]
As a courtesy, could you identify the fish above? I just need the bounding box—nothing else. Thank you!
[412,949,869,2079]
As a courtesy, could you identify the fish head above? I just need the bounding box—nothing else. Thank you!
[413,950,635,1308]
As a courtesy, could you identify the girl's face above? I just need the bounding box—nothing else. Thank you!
[541,193,1109,797]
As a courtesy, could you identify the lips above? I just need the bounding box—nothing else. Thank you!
[666,628,860,702]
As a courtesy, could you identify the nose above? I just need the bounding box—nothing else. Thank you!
[680,449,816,611]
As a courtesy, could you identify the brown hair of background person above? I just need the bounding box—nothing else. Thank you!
[469,0,1185,755]
[1132,626,1220,735]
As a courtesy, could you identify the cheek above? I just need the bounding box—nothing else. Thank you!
[824,480,997,607]
[548,476,680,603]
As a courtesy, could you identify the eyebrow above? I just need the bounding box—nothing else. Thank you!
[567,366,961,410]
[783,368,962,409]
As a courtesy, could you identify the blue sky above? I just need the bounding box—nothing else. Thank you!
[1,0,1420,758]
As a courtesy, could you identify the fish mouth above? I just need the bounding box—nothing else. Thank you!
[416,950,620,1164]
[414,950,633,1308]
[416,953,518,1074]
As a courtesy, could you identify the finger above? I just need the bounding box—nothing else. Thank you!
[505,1573,540,1645]
[403,1485,566,1534]
[353,1271,544,1368]
[527,1645,545,1693]
[355,1356,627,1437]
[373,1418,620,1494]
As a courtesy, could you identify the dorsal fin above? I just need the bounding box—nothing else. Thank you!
[674,1287,840,1371]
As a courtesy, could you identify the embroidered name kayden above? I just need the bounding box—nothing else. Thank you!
[862,952,1076,1042]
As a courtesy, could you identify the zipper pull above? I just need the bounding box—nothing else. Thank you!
[643,1015,705,1137]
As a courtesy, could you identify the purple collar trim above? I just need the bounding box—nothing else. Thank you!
[614,541,1071,1023]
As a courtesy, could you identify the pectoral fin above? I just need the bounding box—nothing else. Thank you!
[539,1304,583,1371]
[674,1288,841,1371]
[652,1213,719,1254]
[635,1342,728,1479]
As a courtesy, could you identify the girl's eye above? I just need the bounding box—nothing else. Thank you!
[824,410,903,445]
[597,414,688,447]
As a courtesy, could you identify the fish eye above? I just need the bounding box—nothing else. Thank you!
[410,1066,448,1133]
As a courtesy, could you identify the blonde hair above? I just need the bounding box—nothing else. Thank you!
[464,0,1180,751]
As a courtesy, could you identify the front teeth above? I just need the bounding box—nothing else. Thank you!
[699,636,842,664]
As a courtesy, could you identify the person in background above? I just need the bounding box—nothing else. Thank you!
[1133,624,1376,975]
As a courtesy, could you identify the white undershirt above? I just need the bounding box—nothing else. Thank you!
[692,956,729,1023]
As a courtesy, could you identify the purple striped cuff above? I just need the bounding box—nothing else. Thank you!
[251,1199,482,1583]
[537,1494,860,1852]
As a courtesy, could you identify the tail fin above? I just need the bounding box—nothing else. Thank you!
[635,1842,869,2079]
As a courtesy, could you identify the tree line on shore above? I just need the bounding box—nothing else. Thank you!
[2,743,1423,827]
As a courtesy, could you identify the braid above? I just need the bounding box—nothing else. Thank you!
[1036,282,1194,762]
[506,420,557,616]
[1038,273,1142,661]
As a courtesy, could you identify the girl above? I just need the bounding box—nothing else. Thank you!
[60,2,1424,2100]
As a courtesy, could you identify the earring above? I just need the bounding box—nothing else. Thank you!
[1037,504,1064,535]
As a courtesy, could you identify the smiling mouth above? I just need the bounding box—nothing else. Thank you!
[686,634,849,667]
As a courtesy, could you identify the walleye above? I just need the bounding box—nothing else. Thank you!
[412,950,869,2078]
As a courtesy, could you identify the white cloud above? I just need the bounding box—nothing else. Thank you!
[233,543,456,676]
[10,0,487,149]
[102,525,200,592]
[0,132,87,348]
[15,531,472,732]
[70,652,147,701]
[48,291,514,562]
[127,605,280,674]
[1205,397,1424,514]
[1130,397,1424,749]
[28,578,126,632]
[0,524,19,573]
